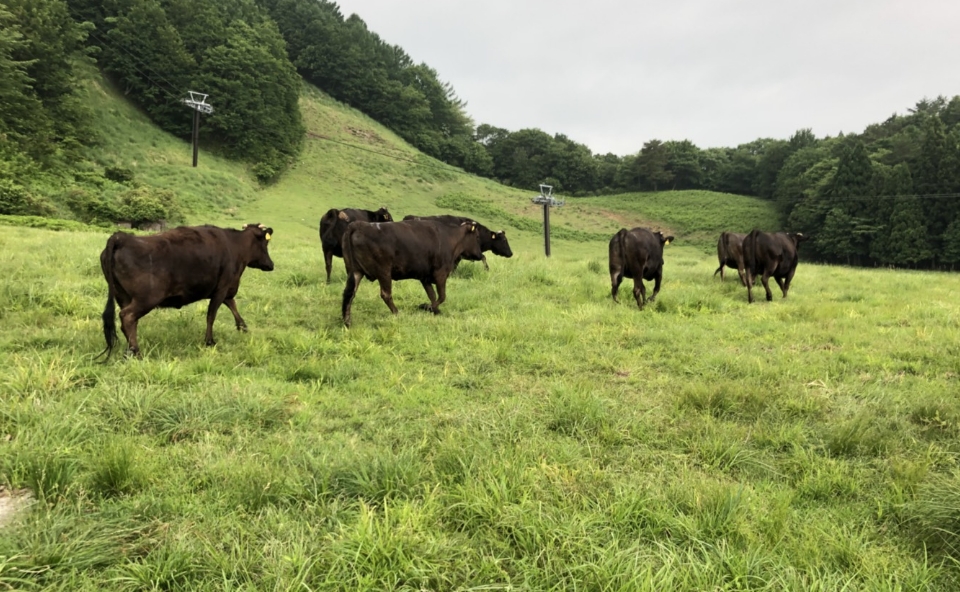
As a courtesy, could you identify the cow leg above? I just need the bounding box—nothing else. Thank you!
[649,268,662,303]
[224,298,247,332]
[481,254,489,271]
[761,264,775,302]
[118,299,154,358]
[781,266,797,298]
[419,280,441,314]
[737,265,747,287]
[633,279,646,310]
[610,270,624,303]
[715,263,724,281]
[323,247,334,284]
[433,276,448,313]
[773,276,786,298]
[342,271,362,327]
[204,292,229,346]
[378,276,398,314]
[745,269,755,304]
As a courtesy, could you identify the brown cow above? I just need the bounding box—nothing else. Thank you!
[402,214,512,270]
[609,228,674,309]
[340,219,482,327]
[319,207,392,282]
[99,223,275,358]
[741,229,807,303]
[714,232,747,285]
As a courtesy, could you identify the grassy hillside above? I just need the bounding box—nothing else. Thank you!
[52,72,778,252]
[9,71,960,590]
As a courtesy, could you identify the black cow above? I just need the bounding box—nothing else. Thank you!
[609,228,674,309]
[741,229,807,303]
[319,207,392,282]
[340,219,482,327]
[402,214,512,269]
[99,223,275,358]
[714,231,747,285]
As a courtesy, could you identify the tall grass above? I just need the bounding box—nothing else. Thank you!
[0,68,957,590]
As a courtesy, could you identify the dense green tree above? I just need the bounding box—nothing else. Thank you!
[594,153,621,192]
[99,0,195,134]
[4,0,93,162]
[636,140,673,191]
[886,195,934,267]
[0,6,50,161]
[192,19,303,181]
[663,140,701,190]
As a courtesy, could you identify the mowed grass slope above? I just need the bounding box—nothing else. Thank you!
[4,72,960,589]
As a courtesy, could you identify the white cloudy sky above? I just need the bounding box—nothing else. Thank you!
[334,0,959,155]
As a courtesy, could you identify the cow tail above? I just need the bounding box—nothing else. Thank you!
[98,234,121,360]
[744,230,761,276]
[341,224,358,318]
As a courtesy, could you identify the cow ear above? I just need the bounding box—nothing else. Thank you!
[338,211,349,221]
[664,236,674,245]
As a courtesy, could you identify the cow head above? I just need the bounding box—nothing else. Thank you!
[789,232,808,248]
[242,223,275,271]
[490,230,513,258]
[460,221,483,260]
[655,231,675,246]
[375,207,393,222]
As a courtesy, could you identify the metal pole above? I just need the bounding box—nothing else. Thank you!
[191,109,200,167]
[543,202,551,257]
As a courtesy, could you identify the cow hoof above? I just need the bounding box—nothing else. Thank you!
[205,340,217,347]
[237,324,248,332]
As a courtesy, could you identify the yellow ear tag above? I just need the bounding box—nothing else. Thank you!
[265,233,272,241]
[491,233,496,239]
[471,225,476,232]
[665,239,671,245]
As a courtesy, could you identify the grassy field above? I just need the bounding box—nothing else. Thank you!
[2,72,960,590]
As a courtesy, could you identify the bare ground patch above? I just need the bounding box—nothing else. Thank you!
[0,487,32,529]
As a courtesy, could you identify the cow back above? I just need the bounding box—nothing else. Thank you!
[610,227,666,279]
[402,215,512,259]
[343,219,480,281]
[320,207,393,252]
[107,225,270,307]
[744,230,799,276]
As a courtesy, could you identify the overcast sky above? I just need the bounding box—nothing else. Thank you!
[334,0,959,155]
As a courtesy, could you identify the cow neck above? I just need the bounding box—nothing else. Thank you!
[229,229,255,268]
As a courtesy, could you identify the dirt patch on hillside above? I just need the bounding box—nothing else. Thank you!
[346,126,385,145]
[0,487,32,529]
[592,208,675,235]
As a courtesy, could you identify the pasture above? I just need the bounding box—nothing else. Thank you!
[2,71,960,590]
[2,223,960,590]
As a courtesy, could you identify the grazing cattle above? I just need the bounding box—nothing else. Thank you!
[402,214,512,269]
[319,207,393,282]
[609,228,674,309]
[714,231,747,285]
[741,229,807,303]
[99,223,275,358]
[340,219,482,327]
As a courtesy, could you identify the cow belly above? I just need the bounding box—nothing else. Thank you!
[159,295,190,309]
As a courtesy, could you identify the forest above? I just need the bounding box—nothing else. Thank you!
[2,0,959,268]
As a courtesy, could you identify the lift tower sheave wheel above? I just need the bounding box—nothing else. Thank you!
[531,184,564,257]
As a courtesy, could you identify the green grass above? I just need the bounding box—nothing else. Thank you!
[2,68,958,590]
[2,225,960,590]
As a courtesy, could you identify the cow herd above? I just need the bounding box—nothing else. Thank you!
[96,206,806,357]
